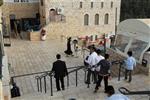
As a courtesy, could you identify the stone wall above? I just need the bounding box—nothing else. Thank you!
[107,48,150,77]
[37,0,121,40]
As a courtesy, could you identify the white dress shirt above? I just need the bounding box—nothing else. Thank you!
[106,94,130,100]
[97,55,104,62]
[95,55,104,72]
[125,56,136,70]
[87,52,98,66]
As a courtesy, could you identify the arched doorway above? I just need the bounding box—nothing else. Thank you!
[49,9,57,22]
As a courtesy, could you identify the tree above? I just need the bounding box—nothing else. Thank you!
[0,0,3,6]
[120,0,150,21]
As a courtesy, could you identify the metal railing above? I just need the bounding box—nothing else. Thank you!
[111,60,125,81]
[35,65,85,96]
[119,87,150,100]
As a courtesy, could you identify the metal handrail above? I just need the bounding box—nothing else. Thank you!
[111,60,125,81]
[119,87,150,95]
[36,65,85,96]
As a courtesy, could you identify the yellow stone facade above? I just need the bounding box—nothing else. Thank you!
[1,0,121,40]
[39,0,121,40]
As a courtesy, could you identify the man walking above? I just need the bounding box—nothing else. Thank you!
[124,51,136,83]
[52,54,68,91]
[94,54,111,93]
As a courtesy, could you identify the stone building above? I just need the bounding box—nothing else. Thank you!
[1,0,121,40]
[39,0,121,40]
[2,0,39,32]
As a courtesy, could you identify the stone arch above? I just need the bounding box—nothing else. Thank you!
[49,8,57,22]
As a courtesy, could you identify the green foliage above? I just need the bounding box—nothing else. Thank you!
[120,0,150,21]
[0,0,3,6]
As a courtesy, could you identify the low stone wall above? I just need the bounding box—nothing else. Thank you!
[29,31,41,41]
[2,56,11,100]
[107,48,149,77]
[143,52,150,76]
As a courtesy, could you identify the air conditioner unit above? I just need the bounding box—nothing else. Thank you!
[57,8,64,14]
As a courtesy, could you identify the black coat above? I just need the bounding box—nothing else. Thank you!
[98,59,111,75]
[52,60,68,78]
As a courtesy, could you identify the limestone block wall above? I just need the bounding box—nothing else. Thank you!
[2,56,10,100]
[39,0,121,40]
[0,7,4,100]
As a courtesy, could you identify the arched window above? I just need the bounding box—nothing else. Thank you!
[84,14,89,26]
[104,13,109,24]
[101,2,104,8]
[49,9,57,22]
[111,1,113,8]
[80,2,83,8]
[91,2,93,8]
[95,14,99,25]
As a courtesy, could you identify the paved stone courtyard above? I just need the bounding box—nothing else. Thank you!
[5,39,150,100]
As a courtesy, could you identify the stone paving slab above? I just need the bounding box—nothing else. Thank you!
[5,39,150,100]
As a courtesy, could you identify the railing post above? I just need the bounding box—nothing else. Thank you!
[67,75,69,87]
[50,75,53,96]
[39,78,42,92]
[75,70,78,87]
[92,73,94,82]
[44,76,47,93]
[37,78,39,92]
[84,69,87,82]
[118,62,122,81]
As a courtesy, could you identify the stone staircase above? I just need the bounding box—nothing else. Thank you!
[11,75,150,100]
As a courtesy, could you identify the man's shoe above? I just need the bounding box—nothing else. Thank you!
[85,81,90,84]
[104,91,107,93]
[62,88,65,90]
[93,90,97,93]
[93,81,97,84]
[57,89,61,91]
[128,80,131,83]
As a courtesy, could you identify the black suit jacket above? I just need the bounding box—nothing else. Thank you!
[52,60,68,78]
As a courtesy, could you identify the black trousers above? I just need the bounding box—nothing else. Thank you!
[55,77,64,90]
[86,69,97,84]
[95,75,108,91]
[125,69,132,82]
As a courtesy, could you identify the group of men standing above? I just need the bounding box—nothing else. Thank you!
[84,45,111,93]
[51,40,136,100]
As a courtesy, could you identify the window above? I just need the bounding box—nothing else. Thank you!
[14,0,19,2]
[95,14,99,25]
[91,2,93,8]
[101,2,104,8]
[84,14,89,26]
[95,35,98,40]
[80,2,83,8]
[111,1,113,8]
[104,13,109,24]
[41,0,43,6]
[90,35,93,41]
[21,0,28,2]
